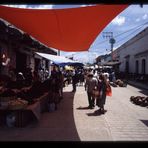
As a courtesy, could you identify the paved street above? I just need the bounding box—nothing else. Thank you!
[0,83,148,141]
[74,83,148,141]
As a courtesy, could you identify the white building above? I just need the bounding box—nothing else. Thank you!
[114,27,148,75]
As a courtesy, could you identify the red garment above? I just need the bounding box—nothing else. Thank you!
[106,84,112,97]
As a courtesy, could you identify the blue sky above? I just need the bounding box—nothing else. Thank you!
[4,4,148,63]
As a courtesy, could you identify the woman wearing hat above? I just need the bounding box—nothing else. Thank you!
[96,74,108,114]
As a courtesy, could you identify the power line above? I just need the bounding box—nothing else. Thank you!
[115,25,147,46]
[91,22,148,48]
[114,22,148,38]
[90,21,148,49]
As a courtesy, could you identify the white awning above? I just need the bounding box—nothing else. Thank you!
[35,52,83,66]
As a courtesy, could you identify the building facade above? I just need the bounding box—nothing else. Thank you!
[0,19,57,81]
[113,27,148,75]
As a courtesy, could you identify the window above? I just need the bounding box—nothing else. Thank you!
[125,61,129,73]
[45,60,49,69]
[141,59,146,74]
[135,60,139,74]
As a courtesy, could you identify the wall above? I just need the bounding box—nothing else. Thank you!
[0,41,16,76]
[114,27,148,74]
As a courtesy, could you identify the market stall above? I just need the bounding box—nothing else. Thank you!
[0,92,49,127]
[0,78,50,127]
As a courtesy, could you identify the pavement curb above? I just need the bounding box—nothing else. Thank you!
[127,81,148,91]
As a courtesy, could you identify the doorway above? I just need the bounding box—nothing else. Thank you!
[16,52,27,73]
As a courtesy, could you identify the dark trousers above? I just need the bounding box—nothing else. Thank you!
[87,92,95,107]
[72,83,76,92]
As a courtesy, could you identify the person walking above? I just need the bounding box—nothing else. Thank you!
[49,65,61,110]
[96,74,109,114]
[72,70,78,92]
[85,72,98,109]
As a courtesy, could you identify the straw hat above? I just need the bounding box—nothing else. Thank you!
[88,72,94,77]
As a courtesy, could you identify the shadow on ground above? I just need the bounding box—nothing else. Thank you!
[128,82,148,96]
[138,90,148,96]
[86,110,107,116]
[77,106,90,110]
[0,91,80,141]
[140,120,148,127]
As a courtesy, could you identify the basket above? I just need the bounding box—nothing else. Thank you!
[0,96,16,108]
[0,96,16,102]
[8,104,28,110]
[8,99,28,110]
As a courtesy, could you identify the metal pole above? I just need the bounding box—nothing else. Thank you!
[102,32,113,61]
[111,43,113,61]
[109,38,116,61]
[58,50,60,56]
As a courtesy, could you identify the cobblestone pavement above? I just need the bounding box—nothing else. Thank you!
[0,83,148,141]
[73,84,148,141]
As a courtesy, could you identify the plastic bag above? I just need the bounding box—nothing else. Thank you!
[106,84,112,96]
[6,113,16,127]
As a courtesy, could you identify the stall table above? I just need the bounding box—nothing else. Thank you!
[0,92,49,127]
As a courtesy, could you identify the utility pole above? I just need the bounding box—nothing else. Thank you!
[109,38,116,61]
[58,50,60,56]
[102,32,116,61]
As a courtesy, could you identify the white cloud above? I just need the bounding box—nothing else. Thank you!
[125,5,148,16]
[75,55,89,63]
[111,16,126,26]
[136,18,140,22]
[29,5,53,9]
[80,5,87,7]
[61,51,76,57]
[80,4,95,7]
[3,5,28,8]
[142,14,147,20]
[3,5,53,9]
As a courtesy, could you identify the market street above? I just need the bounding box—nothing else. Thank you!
[74,83,148,141]
[0,82,148,141]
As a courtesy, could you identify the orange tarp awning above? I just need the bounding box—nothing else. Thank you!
[0,5,128,52]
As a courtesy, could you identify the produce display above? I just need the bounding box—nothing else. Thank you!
[130,96,148,107]
[110,82,117,87]
[0,89,16,97]
[8,98,28,110]
[16,80,50,104]
[6,80,26,89]
[0,79,51,107]
[16,81,44,104]
[0,74,53,127]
